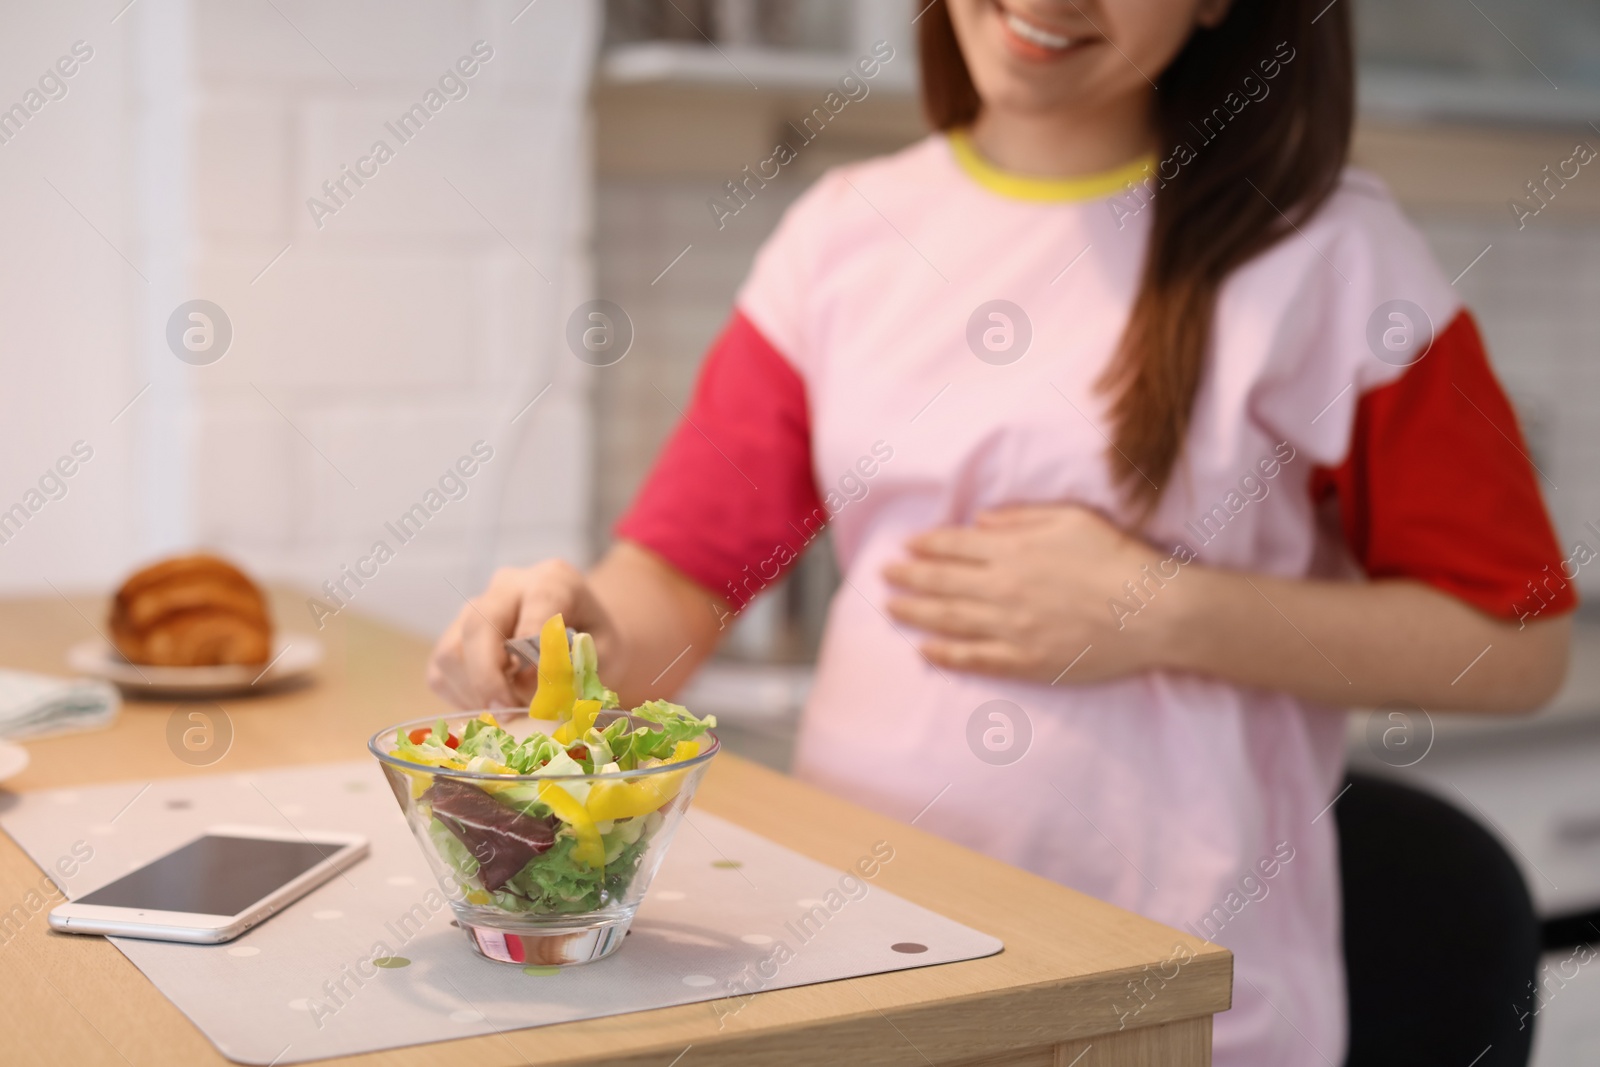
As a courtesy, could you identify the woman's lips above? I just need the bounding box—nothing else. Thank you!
[993,2,1087,63]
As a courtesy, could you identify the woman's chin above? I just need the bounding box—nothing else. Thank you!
[970,71,1093,117]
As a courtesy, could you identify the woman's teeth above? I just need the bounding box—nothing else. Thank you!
[1003,11,1073,50]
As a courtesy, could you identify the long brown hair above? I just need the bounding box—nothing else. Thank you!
[920,2,1353,512]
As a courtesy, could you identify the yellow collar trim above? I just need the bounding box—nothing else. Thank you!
[948,129,1154,203]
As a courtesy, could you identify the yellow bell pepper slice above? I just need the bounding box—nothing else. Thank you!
[539,782,605,869]
[584,741,703,821]
[585,778,671,821]
[527,613,575,724]
[555,698,601,746]
[390,750,469,798]
[470,761,531,798]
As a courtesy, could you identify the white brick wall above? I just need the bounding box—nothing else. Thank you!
[592,176,801,536]
[185,0,599,636]
[0,0,599,644]
[0,3,146,594]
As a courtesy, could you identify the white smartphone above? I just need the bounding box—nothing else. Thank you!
[48,824,369,944]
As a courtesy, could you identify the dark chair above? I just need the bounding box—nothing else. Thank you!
[1337,773,1541,1067]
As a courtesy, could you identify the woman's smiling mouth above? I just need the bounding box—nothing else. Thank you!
[993,2,1085,61]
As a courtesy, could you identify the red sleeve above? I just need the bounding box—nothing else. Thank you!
[1311,310,1576,621]
[615,310,826,609]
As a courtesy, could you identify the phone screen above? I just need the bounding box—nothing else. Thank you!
[76,835,343,917]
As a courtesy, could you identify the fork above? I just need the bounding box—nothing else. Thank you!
[503,627,576,673]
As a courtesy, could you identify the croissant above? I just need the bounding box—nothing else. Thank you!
[110,554,273,667]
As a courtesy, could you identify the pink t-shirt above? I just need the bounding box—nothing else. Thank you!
[618,133,1572,1065]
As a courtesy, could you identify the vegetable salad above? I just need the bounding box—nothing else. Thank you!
[389,614,715,914]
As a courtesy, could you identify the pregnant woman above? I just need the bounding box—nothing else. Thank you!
[429,2,1573,1062]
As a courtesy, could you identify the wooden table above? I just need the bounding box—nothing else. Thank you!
[0,590,1231,1066]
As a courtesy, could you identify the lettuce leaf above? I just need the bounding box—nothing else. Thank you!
[393,723,458,766]
[627,700,716,760]
[572,632,621,708]
[457,717,509,762]
[490,821,656,913]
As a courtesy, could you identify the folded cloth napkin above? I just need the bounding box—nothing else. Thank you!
[0,668,120,739]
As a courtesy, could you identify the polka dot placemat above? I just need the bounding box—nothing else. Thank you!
[0,761,1001,1065]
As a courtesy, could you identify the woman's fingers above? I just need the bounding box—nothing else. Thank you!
[506,561,622,701]
[500,561,574,636]
[425,619,476,709]
[459,601,518,709]
[904,525,999,562]
[467,650,517,709]
[883,503,1154,686]
[883,558,996,600]
[887,593,1011,639]
[428,561,599,711]
[920,637,1033,677]
[428,607,511,710]
[973,504,1055,528]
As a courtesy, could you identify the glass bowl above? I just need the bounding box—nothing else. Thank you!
[369,709,719,966]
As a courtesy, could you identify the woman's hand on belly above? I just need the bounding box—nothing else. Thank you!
[883,504,1166,684]
[882,504,1572,712]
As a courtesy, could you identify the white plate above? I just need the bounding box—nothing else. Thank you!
[0,741,29,783]
[66,634,324,697]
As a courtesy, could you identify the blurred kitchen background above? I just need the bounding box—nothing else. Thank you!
[1,0,1599,1059]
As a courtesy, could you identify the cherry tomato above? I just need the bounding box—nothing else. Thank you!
[408,727,461,748]
[567,745,588,761]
